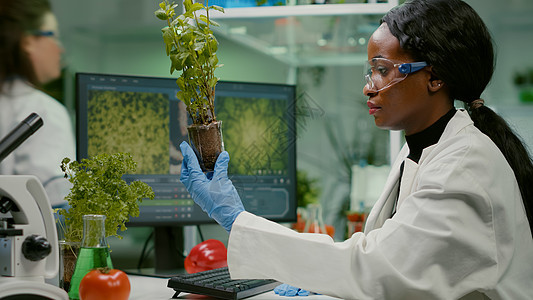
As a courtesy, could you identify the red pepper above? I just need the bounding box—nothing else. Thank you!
[184,239,228,273]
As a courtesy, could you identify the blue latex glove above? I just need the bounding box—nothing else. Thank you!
[274,284,310,297]
[179,141,245,232]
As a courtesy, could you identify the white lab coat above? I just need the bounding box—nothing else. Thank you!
[0,79,76,206]
[227,110,533,300]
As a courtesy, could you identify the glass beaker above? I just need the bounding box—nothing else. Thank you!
[59,240,80,292]
[303,203,328,235]
[346,211,367,237]
[68,215,113,300]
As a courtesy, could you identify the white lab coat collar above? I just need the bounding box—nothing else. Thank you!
[364,110,473,231]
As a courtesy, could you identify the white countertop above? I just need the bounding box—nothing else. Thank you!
[128,275,339,300]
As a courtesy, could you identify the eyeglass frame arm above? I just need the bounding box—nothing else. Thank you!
[398,61,428,74]
[29,30,56,37]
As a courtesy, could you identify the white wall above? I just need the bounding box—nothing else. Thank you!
[465,0,533,104]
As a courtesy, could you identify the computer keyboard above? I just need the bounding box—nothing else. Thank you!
[168,267,279,299]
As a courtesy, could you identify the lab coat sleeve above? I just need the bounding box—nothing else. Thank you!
[14,93,76,206]
[227,164,499,300]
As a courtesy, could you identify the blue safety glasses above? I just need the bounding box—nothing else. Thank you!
[364,58,428,92]
[31,30,56,37]
[30,30,62,46]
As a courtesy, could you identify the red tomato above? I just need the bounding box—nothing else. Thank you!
[184,239,227,273]
[79,267,130,300]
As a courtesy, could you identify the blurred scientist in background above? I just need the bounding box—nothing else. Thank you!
[0,0,75,207]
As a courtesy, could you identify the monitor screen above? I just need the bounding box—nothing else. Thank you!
[75,73,297,228]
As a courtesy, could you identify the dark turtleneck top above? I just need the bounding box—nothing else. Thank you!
[392,108,457,216]
[405,108,457,163]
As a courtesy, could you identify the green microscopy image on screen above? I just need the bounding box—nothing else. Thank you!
[217,96,289,176]
[87,90,170,174]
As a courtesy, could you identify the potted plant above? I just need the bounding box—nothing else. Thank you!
[56,152,154,291]
[513,68,533,103]
[291,170,335,238]
[155,0,225,171]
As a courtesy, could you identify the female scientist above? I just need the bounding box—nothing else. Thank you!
[179,0,533,298]
[0,0,75,207]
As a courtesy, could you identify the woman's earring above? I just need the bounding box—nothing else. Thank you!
[429,80,443,91]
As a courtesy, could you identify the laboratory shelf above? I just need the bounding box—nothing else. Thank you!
[197,1,398,67]
[206,2,397,19]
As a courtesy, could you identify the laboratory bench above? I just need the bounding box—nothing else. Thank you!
[128,274,339,300]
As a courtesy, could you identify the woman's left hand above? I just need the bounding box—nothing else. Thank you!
[179,141,245,232]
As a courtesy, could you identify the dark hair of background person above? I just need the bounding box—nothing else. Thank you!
[381,0,533,238]
[0,0,52,93]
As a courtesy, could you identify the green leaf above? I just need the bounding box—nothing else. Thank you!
[185,55,195,67]
[170,54,183,72]
[183,0,193,11]
[170,18,180,27]
[178,51,189,62]
[193,41,205,51]
[208,77,218,87]
[154,8,168,20]
[183,67,195,79]
[197,51,208,65]
[176,90,186,103]
[161,27,174,45]
[180,31,192,44]
[208,39,218,52]
[209,55,218,66]
[176,14,187,24]
[176,76,185,90]
[189,2,205,13]
[210,5,225,13]
[199,15,209,25]
[209,19,220,27]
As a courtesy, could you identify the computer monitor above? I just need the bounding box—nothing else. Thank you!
[75,73,297,274]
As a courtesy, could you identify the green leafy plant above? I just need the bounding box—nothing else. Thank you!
[296,170,320,208]
[514,69,533,86]
[57,153,155,243]
[513,68,533,103]
[155,0,224,125]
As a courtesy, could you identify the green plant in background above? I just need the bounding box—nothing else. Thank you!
[324,117,389,181]
[57,153,155,243]
[323,115,389,220]
[513,69,533,86]
[513,68,533,103]
[296,170,320,208]
[155,0,224,125]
